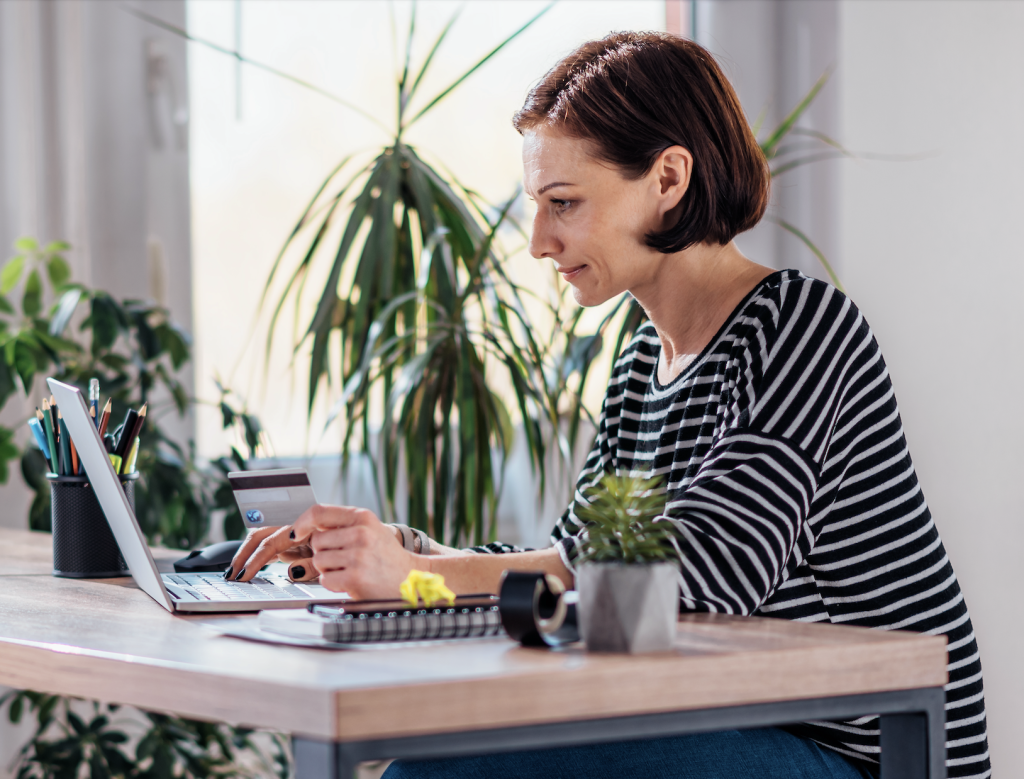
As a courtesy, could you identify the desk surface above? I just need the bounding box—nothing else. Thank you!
[0,529,947,742]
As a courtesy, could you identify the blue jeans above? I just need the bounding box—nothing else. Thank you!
[382,727,878,779]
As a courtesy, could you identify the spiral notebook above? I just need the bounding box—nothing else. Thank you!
[257,595,502,644]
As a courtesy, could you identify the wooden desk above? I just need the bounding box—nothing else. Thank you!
[0,529,948,778]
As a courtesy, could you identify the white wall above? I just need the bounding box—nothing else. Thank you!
[703,0,1020,773]
[837,2,1024,773]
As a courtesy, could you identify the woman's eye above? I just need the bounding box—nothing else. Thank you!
[550,199,573,214]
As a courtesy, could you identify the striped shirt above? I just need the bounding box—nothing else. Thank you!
[479,269,989,777]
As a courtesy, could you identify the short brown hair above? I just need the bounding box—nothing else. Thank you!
[514,32,769,252]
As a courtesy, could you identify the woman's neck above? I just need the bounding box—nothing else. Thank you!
[629,241,773,385]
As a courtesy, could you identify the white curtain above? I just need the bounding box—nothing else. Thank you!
[0,0,193,527]
[695,0,841,281]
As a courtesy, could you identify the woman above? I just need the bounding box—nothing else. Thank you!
[231,33,989,779]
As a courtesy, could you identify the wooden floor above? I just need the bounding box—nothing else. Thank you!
[0,529,947,742]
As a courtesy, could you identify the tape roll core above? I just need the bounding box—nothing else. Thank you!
[498,570,579,647]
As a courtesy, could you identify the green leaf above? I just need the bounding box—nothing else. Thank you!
[8,693,23,723]
[89,295,124,352]
[0,295,14,315]
[1,255,26,295]
[46,255,72,288]
[13,237,38,253]
[49,288,83,337]
[12,338,37,392]
[67,710,87,735]
[759,68,832,158]
[773,217,844,292]
[405,8,462,108]
[154,323,191,369]
[404,3,554,129]
[44,240,71,253]
[22,269,42,318]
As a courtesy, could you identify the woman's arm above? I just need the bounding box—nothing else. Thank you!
[229,505,572,598]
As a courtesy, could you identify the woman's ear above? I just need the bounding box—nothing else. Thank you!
[651,145,693,228]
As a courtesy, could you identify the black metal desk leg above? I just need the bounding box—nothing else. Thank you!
[293,737,358,779]
[880,688,946,779]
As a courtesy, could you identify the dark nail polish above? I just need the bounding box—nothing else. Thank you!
[223,566,233,580]
[289,530,296,540]
[233,568,246,581]
[290,565,306,580]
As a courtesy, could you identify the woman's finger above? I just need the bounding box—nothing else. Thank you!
[286,556,319,583]
[310,524,375,553]
[292,505,376,538]
[226,527,276,579]
[277,544,313,563]
[232,524,302,582]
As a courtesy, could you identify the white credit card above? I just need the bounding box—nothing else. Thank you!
[228,468,318,528]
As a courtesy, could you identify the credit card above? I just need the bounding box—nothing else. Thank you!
[228,468,318,528]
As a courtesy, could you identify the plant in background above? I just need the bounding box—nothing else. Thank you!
[0,238,265,548]
[0,239,280,779]
[258,6,556,547]
[1,691,289,779]
[577,473,673,564]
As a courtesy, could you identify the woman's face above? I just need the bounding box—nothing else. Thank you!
[522,127,685,307]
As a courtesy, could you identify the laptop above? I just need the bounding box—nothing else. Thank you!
[48,378,349,613]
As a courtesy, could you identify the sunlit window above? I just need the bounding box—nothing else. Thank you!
[188,0,665,459]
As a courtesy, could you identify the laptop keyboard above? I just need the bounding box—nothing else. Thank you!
[164,572,311,601]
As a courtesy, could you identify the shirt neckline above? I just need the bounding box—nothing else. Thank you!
[650,269,796,392]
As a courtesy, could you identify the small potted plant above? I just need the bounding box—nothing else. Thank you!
[575,473,679,653]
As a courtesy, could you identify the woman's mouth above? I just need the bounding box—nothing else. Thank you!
[557,264,587,281]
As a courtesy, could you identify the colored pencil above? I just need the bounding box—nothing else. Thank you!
[42,400,59,474]
[126,403,147,451]
[57,413,72,477]
[124,437,140,474]
[38,405,57,474]
[97,399,112,438]
[28,417,51,471]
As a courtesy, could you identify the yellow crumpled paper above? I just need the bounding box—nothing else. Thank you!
[400,570,455,608]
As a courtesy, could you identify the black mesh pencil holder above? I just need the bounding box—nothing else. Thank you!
[48,472,138,578]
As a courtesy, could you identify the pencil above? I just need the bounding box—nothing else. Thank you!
[39,403,57,474]
[126,403,147,449]
[28,416,52,472]
[124,437,140,474]
[42,401,58,474]
[57,412,72,477]
[97,398,112,438]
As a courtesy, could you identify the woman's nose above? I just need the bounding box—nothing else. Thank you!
[528,212,561,259]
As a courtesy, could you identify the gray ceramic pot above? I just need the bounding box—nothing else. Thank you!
[577,562,678,653]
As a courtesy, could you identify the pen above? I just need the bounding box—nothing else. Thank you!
[89,379,100,427]
[97,399,112,438]
[113,408,139,461]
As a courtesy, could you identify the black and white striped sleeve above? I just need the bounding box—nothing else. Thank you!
[657,430,819,614]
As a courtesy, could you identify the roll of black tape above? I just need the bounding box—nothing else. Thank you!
[498,570,579,647]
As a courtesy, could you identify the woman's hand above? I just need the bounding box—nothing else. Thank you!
[230,506,418,599]
[226,525,318,583]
